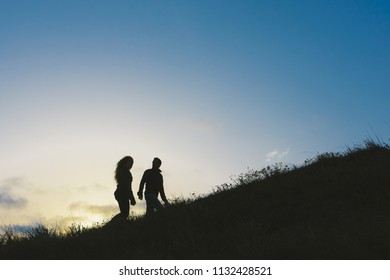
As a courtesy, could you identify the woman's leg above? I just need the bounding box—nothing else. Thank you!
[117,196,130,219]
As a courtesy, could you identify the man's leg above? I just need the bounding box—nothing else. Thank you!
[145,193,163,215]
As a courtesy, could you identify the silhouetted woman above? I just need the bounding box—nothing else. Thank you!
[114,156,136,220]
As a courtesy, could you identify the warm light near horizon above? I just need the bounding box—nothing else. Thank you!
[1,1,389,232]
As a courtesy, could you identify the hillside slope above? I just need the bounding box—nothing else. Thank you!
[1,142,390,259]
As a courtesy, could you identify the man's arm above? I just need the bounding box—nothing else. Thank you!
[137,172,146,200]
[160,176,169,204]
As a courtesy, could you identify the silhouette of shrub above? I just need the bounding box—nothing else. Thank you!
[0,226,16,245]
[66,224,87,238]
[213,163,291,193]
[26,224,58,240]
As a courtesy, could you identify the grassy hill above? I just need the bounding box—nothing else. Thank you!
[1,140,390,259]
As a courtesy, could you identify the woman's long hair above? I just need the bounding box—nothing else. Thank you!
[115,156,133,184]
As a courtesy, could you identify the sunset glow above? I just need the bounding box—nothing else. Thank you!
[1,0,389,231]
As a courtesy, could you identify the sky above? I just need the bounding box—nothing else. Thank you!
[1,0,389,231]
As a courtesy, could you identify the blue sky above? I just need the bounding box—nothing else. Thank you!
[1,0,389,229]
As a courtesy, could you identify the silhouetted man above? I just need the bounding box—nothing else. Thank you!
[137,157,169,215]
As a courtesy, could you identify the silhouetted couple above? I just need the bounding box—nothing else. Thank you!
[113,156,169,221]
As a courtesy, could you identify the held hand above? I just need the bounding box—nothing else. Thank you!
[137,191,143,200]
[130,198,136,206]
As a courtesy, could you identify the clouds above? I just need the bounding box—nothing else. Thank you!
[266,148,290,163]
[187,117,218,133]
[0,191,27,208]
[69,201,117,216]
[0,224,35,235]
[0,177,28,208]
[72,183,109,193]
[0,175,119,230]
